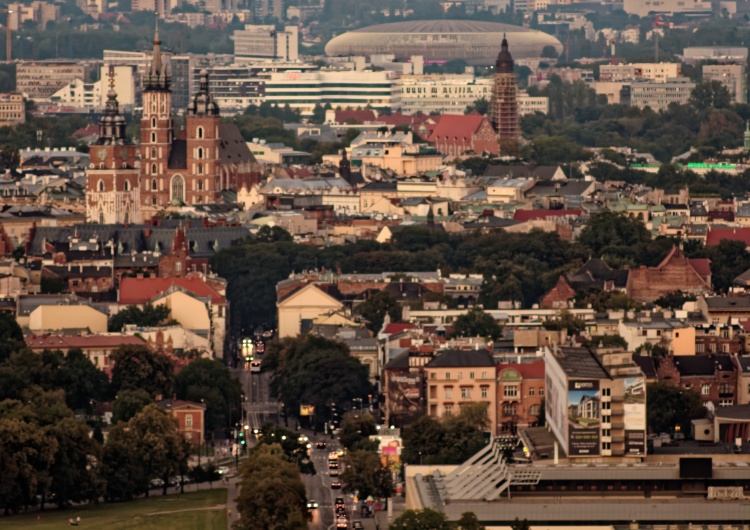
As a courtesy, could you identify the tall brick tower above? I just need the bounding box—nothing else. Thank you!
[490,35,519,156]
[86,66,140,224]
[184,70,222,203]
[140,16,174,209]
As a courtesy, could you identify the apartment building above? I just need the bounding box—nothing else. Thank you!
[703,63,747,104]
[544,345,647,458]
[425,349,498,434]
[234,25,299,61]
[7,1,59,30]
[0,93,25,127]
[625,77,695,111]
[599,63,681,83]
[16,61,86,100]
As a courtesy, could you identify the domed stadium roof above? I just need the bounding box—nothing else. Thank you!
[325,20,563,66]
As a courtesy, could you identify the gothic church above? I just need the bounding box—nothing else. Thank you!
[86,23,259,224]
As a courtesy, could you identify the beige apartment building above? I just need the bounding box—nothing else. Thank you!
[703,64,747,104]
[16,61,86,100]
[0,93,25,126]
[599,63,681,83]
[425,349,498,435]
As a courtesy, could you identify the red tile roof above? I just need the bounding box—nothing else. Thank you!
[119,277,225,305]
[513,209,583,222]
[383,323,416,335]
[497,360,545,379]
[427,114,487,143]
[26,334,146,350]
[336,110,377,124]
[72,124,99,138]
[689,258,712,279]
[706,228,750,247]
[378,112,430,127]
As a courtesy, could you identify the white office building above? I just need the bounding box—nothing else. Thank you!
[599,63,681,83]
[262,70,400,114]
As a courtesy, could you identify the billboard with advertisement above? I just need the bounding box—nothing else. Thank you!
[568,380,600,456]
[623,377,646,455]
[386,370,422,424]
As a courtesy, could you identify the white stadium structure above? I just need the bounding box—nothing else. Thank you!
[324,20,563,66]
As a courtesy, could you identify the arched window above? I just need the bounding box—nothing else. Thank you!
[151,117,156,128]
[152,196,157,205]
[151,163,157,175]
[171,175,185,204]
[502,402,517,416]
[151,132,156,143]
[197,147,204,159]
[197,180,203,191]
[97,180,104,192]
[124,180,131,191]
[197,126,204,139]
[197,163,203,175]
[151,179,157,191]
[151,147,156,158]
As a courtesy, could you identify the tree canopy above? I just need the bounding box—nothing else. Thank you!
[235,443,309,530]
[452,307,503,340]
[110,344,174,398]
[647,383,706,435]
[264,336,374,427]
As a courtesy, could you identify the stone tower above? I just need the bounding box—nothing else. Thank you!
[490,35,519,156]
[744,120,750,154]
[86,66,141,224]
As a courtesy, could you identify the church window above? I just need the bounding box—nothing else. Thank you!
[171,175,185,204]
[197,180,203,191]
[152,196,157,205]
[151,132,156,143]
[197,126,204,139]
[124,180,131,191]
[97,180,104,192]
[151,147,156,158]
[197,147,204,159]
[151,179,157,191]
[151,163,157,175]
[151,117,156,128]
[197,163,203,175]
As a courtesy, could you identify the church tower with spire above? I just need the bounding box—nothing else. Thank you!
[184,69,222,203]
[140,15,175,210]
[490,35,519,155]
[86,65,141,224]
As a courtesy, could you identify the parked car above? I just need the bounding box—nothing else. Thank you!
[217,466,230,475]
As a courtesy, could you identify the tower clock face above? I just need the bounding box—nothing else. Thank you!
[97,148,107,161]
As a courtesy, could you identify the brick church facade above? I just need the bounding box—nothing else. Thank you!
[86,23,260,224]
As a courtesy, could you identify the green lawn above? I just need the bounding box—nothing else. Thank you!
[1,489,227,530]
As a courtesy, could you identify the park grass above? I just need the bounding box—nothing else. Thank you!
[1,489,228,530]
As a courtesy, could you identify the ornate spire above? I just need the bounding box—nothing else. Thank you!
[96,65,128,145]
[339,149,351,182]
[495,33,514,75]
[144,13,171,91]
[187,69,219,117]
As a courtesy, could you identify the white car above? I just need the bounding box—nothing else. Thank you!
[217,466,230,475]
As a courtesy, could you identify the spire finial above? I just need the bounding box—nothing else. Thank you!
[154,12,160,44]
[108,64,115,91]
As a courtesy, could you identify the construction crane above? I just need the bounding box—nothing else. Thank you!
[654,14,668,62]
